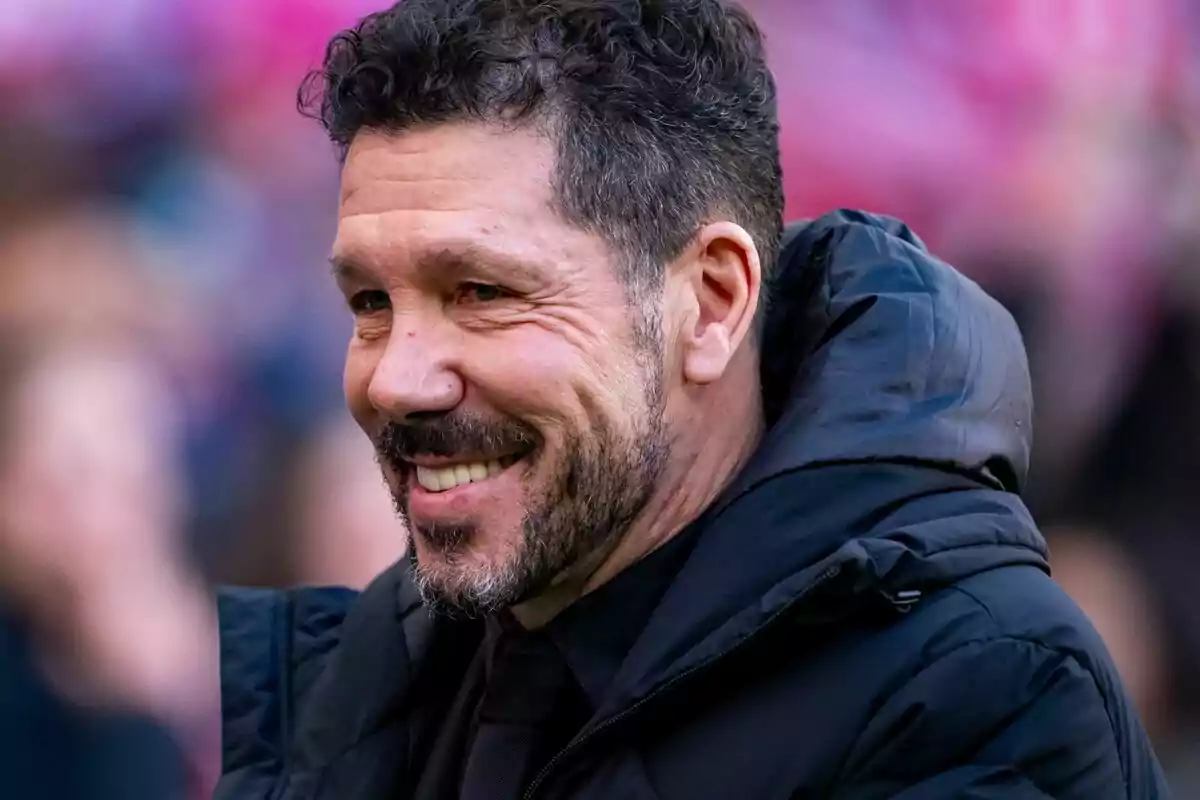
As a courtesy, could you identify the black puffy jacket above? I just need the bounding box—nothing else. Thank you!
[217,211,1171,799]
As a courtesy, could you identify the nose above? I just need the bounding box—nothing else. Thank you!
[365,326,465,422]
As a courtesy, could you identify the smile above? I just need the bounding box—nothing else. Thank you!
[412,454,525,493]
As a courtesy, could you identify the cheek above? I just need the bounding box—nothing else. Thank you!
[469,326,641,433]
[467,333,588,423]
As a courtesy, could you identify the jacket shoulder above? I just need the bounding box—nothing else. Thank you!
[833,566,1169,798]
[954,567,1168,790]
[215,585,359,799]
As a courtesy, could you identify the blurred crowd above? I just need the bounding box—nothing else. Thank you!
[0,0,1198,796]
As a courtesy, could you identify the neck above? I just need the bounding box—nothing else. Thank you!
[512,357,764,629]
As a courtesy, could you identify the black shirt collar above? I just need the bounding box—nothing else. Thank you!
[540,527,701,708]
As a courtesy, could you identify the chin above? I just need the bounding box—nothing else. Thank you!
[409,526,535,613]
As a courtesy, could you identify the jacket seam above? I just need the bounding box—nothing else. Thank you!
[270,593,295,800]
[931,585,1129,792]
[288,595,435,789]
[836,628,1127,793]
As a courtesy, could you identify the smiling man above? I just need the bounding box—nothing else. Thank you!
[215,1,1170,798]
[330,119,744,630]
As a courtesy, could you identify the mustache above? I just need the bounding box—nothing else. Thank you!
[374,412,540,469]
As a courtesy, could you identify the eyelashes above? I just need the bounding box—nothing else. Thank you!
[452,282,512,304]
[348,283,514,315]
[348,290,391,314]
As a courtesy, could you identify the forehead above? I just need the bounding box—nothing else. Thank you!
[339,123,554,216]
[334,123,605,276]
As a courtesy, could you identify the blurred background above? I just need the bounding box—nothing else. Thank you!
[0,0,1197,796]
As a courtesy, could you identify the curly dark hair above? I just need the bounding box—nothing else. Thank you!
[300,0,784,303]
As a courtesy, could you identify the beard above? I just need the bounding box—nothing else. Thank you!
[372,360,669,619]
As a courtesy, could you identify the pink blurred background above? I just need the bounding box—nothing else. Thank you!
[0,0,1197,794]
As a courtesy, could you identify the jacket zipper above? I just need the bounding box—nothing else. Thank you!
[522,563,847,800]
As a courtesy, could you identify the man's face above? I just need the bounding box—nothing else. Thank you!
[334,123,670,616]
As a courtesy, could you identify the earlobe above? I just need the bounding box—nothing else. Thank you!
[682,324,733,384]
[679,222,761,386]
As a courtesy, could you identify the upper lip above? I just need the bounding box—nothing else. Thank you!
[404,452,524,469]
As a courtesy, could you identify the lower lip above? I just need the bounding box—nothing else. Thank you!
[406,461,523,521]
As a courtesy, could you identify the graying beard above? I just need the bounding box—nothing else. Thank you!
[410,546,525,620]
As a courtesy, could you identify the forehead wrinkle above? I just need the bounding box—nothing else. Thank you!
[336,210,593,288]
[339,179,483,217]
[411,242,551,284]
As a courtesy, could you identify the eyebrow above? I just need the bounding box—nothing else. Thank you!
[329,255,370,283]
[330,244,546,285]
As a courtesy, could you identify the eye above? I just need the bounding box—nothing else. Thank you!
[348,290,391,315]
[453,282,510,304]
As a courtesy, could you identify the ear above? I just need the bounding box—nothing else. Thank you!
[670,222,762,386]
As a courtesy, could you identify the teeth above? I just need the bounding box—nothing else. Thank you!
[416,459,510,493]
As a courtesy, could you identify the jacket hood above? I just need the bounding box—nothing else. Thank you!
[753,211,1033,492]
[597,210,1048,711]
